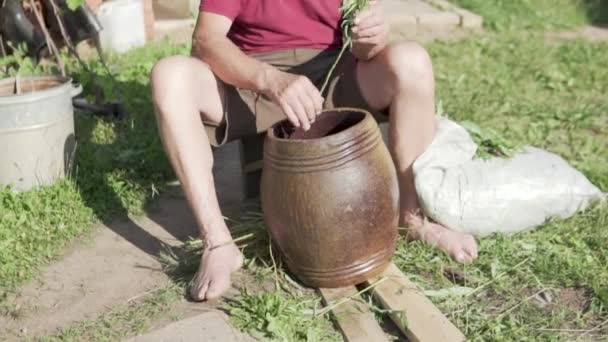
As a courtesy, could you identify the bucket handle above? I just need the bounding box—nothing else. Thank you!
[71,82,83,97]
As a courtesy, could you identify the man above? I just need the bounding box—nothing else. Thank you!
[151,0,478,302]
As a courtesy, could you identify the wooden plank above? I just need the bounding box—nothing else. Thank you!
[365,263,466,342]
[318,287,390,342]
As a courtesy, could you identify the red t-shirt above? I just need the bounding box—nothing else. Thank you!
[199,0,343,53]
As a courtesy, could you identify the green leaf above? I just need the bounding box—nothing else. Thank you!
[597,287,608,307]
[66,0,85,11]
[397,311,408,329]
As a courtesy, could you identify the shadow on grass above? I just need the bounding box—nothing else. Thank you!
[156,199,314,297]
[581,0,608,25]
[69,64,269,300]
[71,72,183,254]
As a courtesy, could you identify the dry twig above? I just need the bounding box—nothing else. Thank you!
[28,0,65,76]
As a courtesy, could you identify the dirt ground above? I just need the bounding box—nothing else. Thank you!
[0,141,249,340]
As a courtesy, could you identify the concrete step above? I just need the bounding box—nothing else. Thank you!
[384,0,483,39]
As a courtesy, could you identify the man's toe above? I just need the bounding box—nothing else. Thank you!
[465,240,479,259]
[456,248,478,264]
[190,279,209,302]
[205,277,231,300]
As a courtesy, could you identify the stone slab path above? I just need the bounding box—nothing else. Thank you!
[125,311,256,342]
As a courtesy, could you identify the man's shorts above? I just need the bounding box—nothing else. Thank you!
[204,48,389,147]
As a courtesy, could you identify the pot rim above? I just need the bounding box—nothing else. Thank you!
[266,107,373,144]
[0,75,76,105]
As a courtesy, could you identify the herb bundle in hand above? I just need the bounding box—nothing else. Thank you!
[319,0,370,95]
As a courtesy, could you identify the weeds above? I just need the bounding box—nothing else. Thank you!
[459,120,519,159]
[223,290,340,342]
[42,285,182,342]
[159,208,341,341]
[0,181,93,299]
[0,40,188,303]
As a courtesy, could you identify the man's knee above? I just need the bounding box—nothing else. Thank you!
[152,56,193,88]
[382,42,434,88]
[150,56,212,110]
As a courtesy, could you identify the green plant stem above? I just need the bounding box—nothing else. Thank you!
[315,276,388,318]
[319,0,369,97]
[465,258,529,298]
[207,233,255,251]
[319,39,351,97]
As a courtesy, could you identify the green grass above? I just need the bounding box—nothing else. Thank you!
[1,0,608,340]
[397,10,608,339]
[0,41,187,301]
[71,43,189,218]
[0,181,93,302]
[451,0,608,31]
[160,210,341,341]
[40,285,182,342]
[429,32,608,189]
[394,207,608,340]
[223,290,341,342]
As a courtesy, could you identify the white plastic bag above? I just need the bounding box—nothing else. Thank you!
[413,117,606,237]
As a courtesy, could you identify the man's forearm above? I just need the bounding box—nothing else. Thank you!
[192,35,275,93]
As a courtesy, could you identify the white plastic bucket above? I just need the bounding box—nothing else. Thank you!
[97,0,146,53]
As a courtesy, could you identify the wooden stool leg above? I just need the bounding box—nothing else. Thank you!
[239,134,265,199]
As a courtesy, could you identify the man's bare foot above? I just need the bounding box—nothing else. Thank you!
[190,242,244,301]
[402,214,478,263]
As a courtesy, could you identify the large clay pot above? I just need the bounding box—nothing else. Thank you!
[261,108,399,288]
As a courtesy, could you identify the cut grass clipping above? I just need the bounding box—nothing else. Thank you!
[459,120,519,159]
[223,290,340,342]
[160,211,341,341]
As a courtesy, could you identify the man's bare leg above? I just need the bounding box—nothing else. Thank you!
[151,56,243,300]
[356,42,478,263]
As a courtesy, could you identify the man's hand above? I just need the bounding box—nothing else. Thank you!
[351,1,389,60]
[261,69,323,131]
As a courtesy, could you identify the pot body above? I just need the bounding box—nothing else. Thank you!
[261,108,399,288]
[0,76,80,191]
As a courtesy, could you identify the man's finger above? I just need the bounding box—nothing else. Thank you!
[298,91,318,124]
[354,24,385,40]
[304,84,324,120]
[354,35,384,45]
[313,91,324,119]
[353,9,373,26]
[353,13,383,33]
[280,100,300,128]
[288,97,311,131]
[353,1,381,26]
